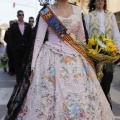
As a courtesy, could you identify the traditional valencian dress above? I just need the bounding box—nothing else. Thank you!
[16,5,114,120]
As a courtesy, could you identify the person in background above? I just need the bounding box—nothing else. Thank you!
[0,46,8,72]
[9,10,31,84]
[4,20,15,76]
[29,17,35,29]
[13,19,18,23]
[85,0,120,109]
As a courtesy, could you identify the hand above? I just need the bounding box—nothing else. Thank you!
[29,70,34,82]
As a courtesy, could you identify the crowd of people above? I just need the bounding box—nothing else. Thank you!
[3,12,35,78]
[1,0,120,119]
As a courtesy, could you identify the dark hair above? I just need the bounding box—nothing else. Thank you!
[9,20,14,26]
[88,0,107,12]
[9,20,14,24]
[17,10,24,16]
[69,2,77,5]
[29,17,34,20]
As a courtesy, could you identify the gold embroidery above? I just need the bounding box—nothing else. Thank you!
[44,12,52,19]
[89,11,112,38]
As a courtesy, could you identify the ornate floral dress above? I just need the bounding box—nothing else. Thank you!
[17,5,114,120]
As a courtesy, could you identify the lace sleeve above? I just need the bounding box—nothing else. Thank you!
[31,16,48,70]
[76,8,86,44]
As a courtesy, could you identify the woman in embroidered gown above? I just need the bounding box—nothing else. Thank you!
[7,0,114,120]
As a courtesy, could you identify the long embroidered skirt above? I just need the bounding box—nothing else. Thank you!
[17,45,114,120]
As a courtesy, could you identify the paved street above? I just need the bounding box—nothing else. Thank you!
[0,45,16,120]
[0,45,120,120]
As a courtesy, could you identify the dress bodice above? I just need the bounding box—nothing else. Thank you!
[31,5,86,68]
[46,5,86,54]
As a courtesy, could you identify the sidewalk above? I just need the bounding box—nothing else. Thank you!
[111,66,120,119]
[0,69,15,119]
[0,45,16,119]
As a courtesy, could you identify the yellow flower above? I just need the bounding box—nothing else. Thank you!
[94,37,98,41]
[105,43,118,53]
[104,46,111,52]
[110,46,117,52]
[88,45,101,55]
[88,37,97,46]
[87,33,120,57]
[88,49,98,54]
[102,38,112,43]
[107,42,115,47]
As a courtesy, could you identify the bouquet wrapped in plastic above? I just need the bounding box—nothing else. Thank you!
[86,33,120,80]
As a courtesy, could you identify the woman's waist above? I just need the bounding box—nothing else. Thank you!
[45,41,79,55]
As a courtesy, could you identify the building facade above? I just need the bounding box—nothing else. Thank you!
[0,24,8,45]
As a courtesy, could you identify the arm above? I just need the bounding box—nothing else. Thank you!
[84,14,90,38]
[112,14,120,50]
[4,30,8,43]
[31,16,48,70]
[81,13,89,44]
[28,23,32,41]
[8,25,14,49]
[77,13,86,44]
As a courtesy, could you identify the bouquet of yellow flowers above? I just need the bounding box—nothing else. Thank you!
[86,33,120,80]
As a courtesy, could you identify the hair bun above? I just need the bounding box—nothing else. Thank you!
[38,0,56,6]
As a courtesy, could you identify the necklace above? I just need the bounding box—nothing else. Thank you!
[56,4,70,16]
